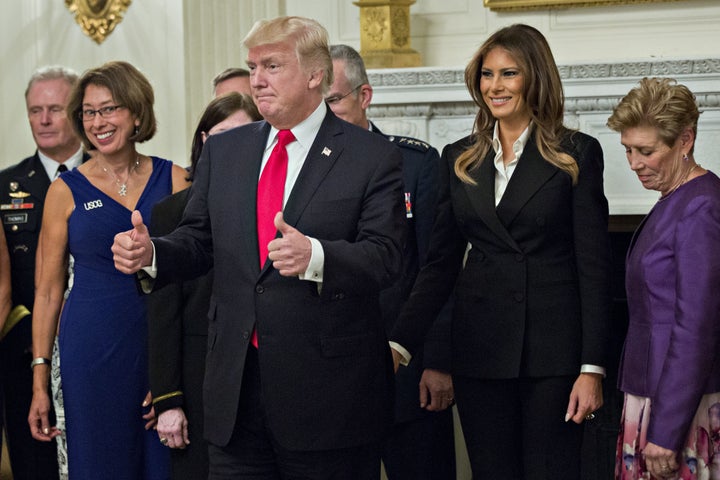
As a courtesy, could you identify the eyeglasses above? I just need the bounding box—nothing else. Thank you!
[325,85,362,104]
[80,105,126,121]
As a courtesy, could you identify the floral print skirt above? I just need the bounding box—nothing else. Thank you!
[616,392,720,480]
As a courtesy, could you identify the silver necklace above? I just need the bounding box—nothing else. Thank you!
[100,156,141,196]
[658,163,700,202]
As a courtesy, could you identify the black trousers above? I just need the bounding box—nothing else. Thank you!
[208,347,381,480]
[453,375,583,480]
[381,408,456,480]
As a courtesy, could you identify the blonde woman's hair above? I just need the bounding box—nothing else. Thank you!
[456,24,578,185]
[607,77,699,154]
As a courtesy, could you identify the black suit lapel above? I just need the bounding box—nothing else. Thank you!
[496,139,557,228]
[238,122,272,274]
[463,148,521,252]
[282,112,342,228]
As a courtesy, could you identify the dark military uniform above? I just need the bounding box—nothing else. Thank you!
[0,152,85,480]
[372,124,456,480]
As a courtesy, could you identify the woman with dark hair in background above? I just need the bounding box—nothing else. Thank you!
[148,92,261,480]
[389,24,612,479]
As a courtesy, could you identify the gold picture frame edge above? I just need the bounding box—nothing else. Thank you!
[65,0,132,45]
[484,0,683,12]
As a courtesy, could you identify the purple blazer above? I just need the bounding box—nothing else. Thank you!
[618,171,720,451]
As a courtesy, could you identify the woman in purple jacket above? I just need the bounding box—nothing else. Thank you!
[608,77,720,480]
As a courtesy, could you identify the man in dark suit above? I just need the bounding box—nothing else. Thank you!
[326,44,455,480]
[112,16,404,480]
[0,66,86,480]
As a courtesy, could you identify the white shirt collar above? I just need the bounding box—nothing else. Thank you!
[265,101,327,152]
[38,147,84,179]
[491,122,532,161]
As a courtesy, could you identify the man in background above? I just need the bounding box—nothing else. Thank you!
[0,65,86,480]
[212,67,251,97]
[327,44,456,480]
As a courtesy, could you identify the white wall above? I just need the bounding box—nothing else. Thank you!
[0,1,187,169]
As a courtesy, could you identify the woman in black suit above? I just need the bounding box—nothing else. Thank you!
[147,92,261,480]
[389,24,612,479]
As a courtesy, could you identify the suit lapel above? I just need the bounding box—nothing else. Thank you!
[282,112,342,228]
[232,122,271,274]
[496,138,557,228]
[463,148,521,251]
[258,112,344,277]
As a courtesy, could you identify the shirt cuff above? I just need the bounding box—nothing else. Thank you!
[580,364,606,377]
[141,241,158,278]
[298,236,323,283]
[389,341,412,366]
[138,242,157,294]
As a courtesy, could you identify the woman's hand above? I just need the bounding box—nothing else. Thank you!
[643,441,679,479]
[28,390,61,441]
[565,372,603,424]
[156,408,190,449]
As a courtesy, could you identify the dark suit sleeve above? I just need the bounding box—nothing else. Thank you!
[390,142,468,357]
[570,134,612,368]
[412,146,453,371]
[147,194,187,414]
[153,152,214,285]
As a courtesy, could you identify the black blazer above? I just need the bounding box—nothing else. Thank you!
[152,110,405,450]
[391,130,612,379]
[147,189,211,413]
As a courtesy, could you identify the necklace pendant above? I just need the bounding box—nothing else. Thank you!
[119,183,127,196]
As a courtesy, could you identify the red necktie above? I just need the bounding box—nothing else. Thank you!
[253,129,295,348]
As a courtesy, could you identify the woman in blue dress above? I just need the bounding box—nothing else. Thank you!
[28,60,190,479]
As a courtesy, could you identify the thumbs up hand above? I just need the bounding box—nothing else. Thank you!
[112,210,153,274]
[267,212,311,276]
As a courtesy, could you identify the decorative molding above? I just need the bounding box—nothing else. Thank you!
[484,0,684,12]
[369,59,720,88]
[368,59,720,117]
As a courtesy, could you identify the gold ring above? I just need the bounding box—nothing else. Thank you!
[160,437,168,445]
[585,413,595,420]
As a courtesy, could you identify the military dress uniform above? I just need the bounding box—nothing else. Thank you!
[372,124,457,480]
[0,151,85,479]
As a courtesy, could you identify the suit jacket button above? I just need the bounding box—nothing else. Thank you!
[515,253,524,262]
[513,292,524,302]
[255,285,265,294]
[333,292,345,300]
[242,331,250,339]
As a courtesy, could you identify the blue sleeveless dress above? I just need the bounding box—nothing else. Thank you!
[58,157,172,480]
